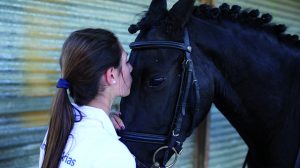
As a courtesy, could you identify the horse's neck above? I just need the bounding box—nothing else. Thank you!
[189,16,300,144]
[189,16,298,72]
[189,16,300,103]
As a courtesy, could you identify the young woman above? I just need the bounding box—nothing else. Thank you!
[39,28,134,168]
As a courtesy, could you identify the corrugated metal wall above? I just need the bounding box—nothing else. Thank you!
[208,106,248,168]
[0,0,140,167]
[3,0,299,168]
[170,133,196,168]
[208,0,300,168]
[0,0,198,167]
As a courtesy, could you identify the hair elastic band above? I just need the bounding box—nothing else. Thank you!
[56,78,70,89]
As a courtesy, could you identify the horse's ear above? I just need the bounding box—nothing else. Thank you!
[148,0,167,14]
[169,0,195,27]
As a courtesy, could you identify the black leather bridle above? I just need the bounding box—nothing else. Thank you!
[119,28,200,168]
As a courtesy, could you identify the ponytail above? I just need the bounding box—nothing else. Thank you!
[42,88,74,168]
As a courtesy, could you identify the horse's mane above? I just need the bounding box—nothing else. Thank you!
[129,3,300,49]
[194,3,300,48]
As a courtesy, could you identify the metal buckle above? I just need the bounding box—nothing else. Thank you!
[187,46,192,52]
[152,146,179,168]
[172,130,179,137]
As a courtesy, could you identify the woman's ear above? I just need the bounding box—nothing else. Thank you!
[104,67,117,85]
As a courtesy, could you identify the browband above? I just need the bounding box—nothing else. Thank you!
[130,41,192,53]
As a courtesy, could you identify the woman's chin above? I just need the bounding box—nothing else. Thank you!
[121,91,130,97]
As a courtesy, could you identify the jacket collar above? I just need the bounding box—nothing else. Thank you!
[72,103,119,139]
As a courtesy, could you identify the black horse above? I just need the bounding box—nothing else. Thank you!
[119,0,300,167]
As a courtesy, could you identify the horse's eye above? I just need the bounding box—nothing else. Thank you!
[149,76,166,87]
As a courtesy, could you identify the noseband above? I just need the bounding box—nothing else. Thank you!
[119,28,200,168]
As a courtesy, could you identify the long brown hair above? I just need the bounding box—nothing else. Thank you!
[42,28,122,168]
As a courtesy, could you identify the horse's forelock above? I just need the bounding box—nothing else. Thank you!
[128,10,184,41]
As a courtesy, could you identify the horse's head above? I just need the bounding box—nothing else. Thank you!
[119,0,214,167]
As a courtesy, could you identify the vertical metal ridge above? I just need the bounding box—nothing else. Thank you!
[0,1,140,167]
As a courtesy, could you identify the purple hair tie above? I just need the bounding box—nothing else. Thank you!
[56,78,70,89]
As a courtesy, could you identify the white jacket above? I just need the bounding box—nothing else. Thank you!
[39,104,135,168]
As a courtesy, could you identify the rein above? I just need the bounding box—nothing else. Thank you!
[119,28,200,168]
